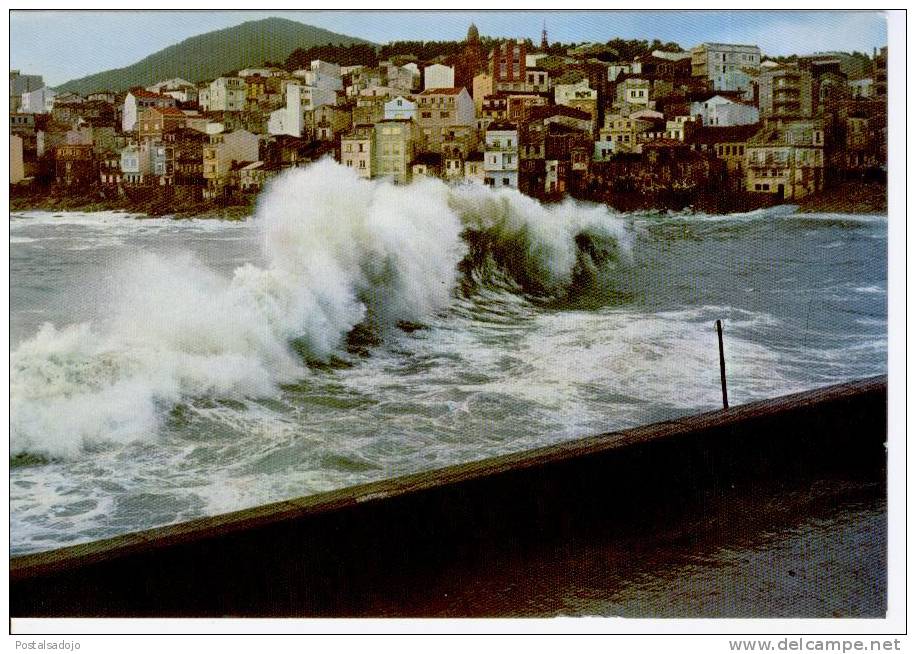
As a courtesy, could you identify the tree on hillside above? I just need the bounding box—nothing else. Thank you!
[284,43,378,70]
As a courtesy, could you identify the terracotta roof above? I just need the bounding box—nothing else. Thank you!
[486,121,517,131]
[642,138,689,148]
[687,124,762,145]
[151,106,186,117]
[418,87,465,95]
[526,104,591,122]
[130,88,168,99]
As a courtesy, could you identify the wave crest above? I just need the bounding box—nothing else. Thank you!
[11,160,631,457]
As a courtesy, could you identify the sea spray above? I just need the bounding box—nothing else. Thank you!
[11,160,631,458]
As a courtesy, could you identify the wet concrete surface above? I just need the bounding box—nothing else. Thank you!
[367,477,886,618]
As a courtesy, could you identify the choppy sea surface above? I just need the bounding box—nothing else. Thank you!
[9,161,887,555]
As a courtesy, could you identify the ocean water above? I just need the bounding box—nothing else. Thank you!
[9,160,887,556]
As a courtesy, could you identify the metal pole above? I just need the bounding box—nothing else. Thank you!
[716,319,729,409]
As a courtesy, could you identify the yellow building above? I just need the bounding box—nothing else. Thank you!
[745,119,824,199]
[340,124,375,178]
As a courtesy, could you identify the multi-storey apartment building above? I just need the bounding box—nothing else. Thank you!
[202,129,260,197]
[137,106,187,141]
[206,77,248,112]
[374,118,421,184]
[416,87,475,150]
[122,89,177,132]
[745,118,825,199]
[691,43,761,92]
[484,121,519,188]
[340,124,375,178]
[491,39,527,92]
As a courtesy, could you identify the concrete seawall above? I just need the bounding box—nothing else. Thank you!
[10,376,887,617]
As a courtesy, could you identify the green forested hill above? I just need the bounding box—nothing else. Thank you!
[55,17,375,94]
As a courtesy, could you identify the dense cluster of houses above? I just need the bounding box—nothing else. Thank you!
[9,25,888,208]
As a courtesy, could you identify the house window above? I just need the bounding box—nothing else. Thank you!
[422,111,432,119]
[502,178,510,186]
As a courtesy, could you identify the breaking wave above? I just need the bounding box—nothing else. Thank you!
[11,159,631,458]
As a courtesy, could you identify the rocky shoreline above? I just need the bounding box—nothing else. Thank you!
[9,180,886,220]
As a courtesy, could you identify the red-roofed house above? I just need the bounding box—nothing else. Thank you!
[122,89,177,132]
[137,106,187,141]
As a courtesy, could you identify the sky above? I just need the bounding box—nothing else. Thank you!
[10,10,888,87]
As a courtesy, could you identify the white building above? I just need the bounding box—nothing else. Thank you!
[690,95,760,127]
[383,96,417,120]
[311,60,341,78]
[424,63,455,90]
[620,78,651,107]
[483,123,518,188]
[607,64,631,82]
[122,90,176,132]
[147,78,198,104]
[555,78,594,106]
[849,78,875,99]
[268,84,337,137]
[120,142,153,184]
[146,78,193,94]
[293,67,343,92]
[20,87,56,113]
[207,77,247,112]
[691,42,761,92]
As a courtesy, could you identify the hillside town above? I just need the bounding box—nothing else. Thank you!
[9,24,888,215]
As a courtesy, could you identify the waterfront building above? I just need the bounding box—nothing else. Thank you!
[745,119,825,199]
[374,118,421,184]
[484,121,519,188]
[340,125,375,178]
[410,152,443,179]
[53,144,95,187]
[203,129,260,198]
[163,128,208,186]
[10,134,25,183]
[120,142,153,184]
[416,87,475,150]
[238,161,280,192]
[463,151,485,183]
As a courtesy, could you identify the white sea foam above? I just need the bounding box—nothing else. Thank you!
[11,159,631,458]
